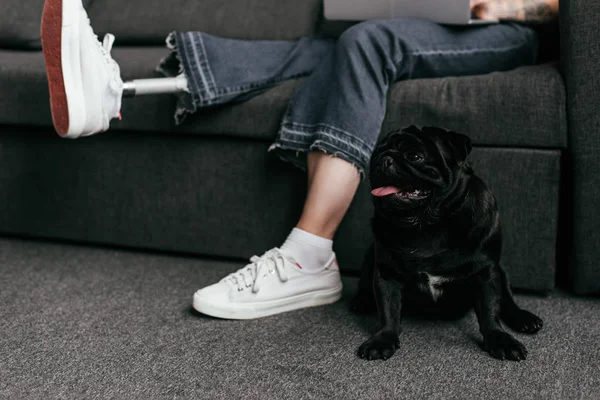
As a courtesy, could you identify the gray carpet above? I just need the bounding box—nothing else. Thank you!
[0,238,598,400]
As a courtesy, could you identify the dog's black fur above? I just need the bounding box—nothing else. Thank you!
[352,125,543,361]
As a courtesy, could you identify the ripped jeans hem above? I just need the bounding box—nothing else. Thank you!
[156,31,199,126]
[268,137,369,179]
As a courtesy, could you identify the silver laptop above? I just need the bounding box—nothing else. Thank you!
[323,0,496,25]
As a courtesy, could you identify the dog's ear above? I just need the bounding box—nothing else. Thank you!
[447,131,472,164]
[402,124,422,135]
[381,127,411,146]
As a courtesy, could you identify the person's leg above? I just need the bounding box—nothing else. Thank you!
[41,0,347,319]
[156,32,360,262]
[273,152,360,278]
[156,32,335,125]
[42,0,335,136]
[195,19,538,320]
[271,19,538,177]
[297,152,360,240]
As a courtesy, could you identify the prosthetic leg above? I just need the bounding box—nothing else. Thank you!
[122,74,189,97]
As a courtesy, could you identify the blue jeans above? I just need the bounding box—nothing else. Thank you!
[158,19,537,175]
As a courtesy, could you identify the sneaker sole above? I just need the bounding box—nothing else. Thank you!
[192,285,343,320]
[41,0,86,138]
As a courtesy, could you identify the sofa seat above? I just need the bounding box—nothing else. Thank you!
[0,47,567,148]
[0,46,565,292]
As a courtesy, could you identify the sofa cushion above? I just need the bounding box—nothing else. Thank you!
[88,0,323,44]
[0,0,93,50]
[0,47,567,148]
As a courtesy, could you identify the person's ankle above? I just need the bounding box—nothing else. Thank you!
[295,222,336,241]
[280,228,334,270]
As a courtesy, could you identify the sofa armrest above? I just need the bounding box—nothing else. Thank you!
[560,0,600,294]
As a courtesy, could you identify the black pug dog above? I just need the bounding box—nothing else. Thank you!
[351,125,543,361]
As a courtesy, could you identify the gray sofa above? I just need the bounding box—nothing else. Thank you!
[0,0,597,294]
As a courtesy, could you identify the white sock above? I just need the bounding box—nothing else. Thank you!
[280,228,334,271]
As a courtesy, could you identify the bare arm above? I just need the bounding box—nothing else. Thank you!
[471,0,559,24]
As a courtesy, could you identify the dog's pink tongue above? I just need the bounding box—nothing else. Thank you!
[371,186,402,197]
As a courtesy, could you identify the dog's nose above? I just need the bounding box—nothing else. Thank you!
[383,156,394,168]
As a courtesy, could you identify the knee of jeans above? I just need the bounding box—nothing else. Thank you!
[337,20,396,51]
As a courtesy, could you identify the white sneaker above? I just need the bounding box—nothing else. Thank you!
[193,248,343,319]
[41,0,123,138]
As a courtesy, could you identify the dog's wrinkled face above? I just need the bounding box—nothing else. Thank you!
[369,125,472,211]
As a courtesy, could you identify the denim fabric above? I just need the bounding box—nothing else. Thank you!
[159,19,538,175]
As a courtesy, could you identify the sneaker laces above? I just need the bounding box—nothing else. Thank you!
[101,34,116,60]
[99,34,123,99]
[222,249,289,293]
[84,14,120,77]
[100,34,119,74]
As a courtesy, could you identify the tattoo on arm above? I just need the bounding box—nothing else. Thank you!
[484,0,558,23]
[519,0,555,22]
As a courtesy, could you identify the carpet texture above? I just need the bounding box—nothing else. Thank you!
[0,238,598,399]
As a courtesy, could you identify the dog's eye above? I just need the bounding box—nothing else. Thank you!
[404,152,423,162]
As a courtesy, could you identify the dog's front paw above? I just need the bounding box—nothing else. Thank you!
[357,332,399,361]
[484,330,528,361]
[502,309,543,334]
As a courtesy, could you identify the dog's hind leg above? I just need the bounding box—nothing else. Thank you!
[350,243,377,315]
[497,264,544,334]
